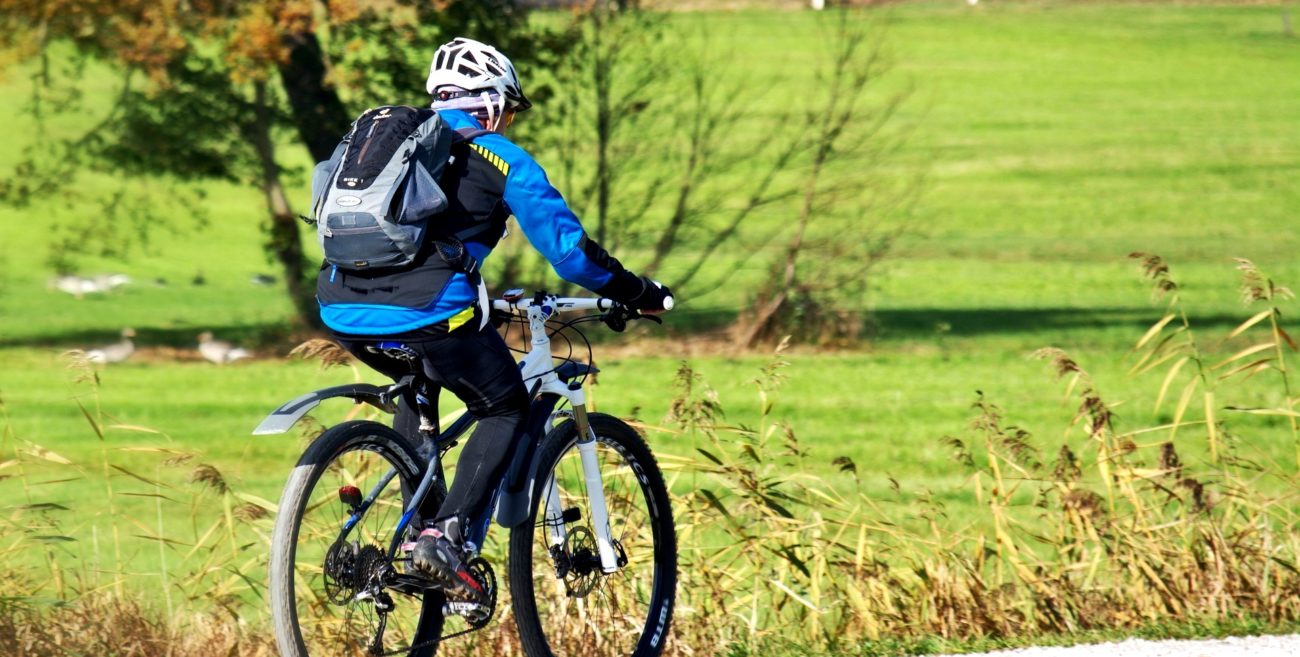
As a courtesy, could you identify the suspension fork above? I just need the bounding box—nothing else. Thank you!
[572,403,620,573]
[524,296,619,572]
[542,473,567,551]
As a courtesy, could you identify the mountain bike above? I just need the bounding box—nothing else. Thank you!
[255,290,676,657]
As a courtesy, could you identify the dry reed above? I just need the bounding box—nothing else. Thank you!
[2,256,1297,655]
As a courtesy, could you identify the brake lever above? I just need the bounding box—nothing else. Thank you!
[603,305,664,332]
[603,309,628,333]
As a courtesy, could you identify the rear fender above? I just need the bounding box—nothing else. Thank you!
[251,384,397,435]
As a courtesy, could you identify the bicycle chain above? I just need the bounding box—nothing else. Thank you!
[375,559,496,656]
[377,624,484,657]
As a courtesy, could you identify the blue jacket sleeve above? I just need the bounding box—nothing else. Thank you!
[500,151,632,293]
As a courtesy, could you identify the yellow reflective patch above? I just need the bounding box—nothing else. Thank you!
[447,305,476,332]
[470,144,510,176]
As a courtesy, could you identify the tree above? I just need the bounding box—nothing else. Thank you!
[511,3,804,303]
[0,0,537,326]
[538,2,665,252]
[737,9,914,347]
[514,4,911,349]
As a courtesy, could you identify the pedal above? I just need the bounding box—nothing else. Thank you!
[448,557,497,628]
[443,600,491,626]
[562,507,582,524]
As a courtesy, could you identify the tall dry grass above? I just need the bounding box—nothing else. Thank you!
[663,254,1300,653]
[2,255,1297,656]
[0,352,284,654]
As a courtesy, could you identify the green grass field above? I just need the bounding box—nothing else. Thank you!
[2,1,1299,647]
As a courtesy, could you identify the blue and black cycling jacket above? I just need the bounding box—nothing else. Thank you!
[316,109,644,336]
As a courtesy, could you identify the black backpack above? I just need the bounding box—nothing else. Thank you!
[309,106,490,271]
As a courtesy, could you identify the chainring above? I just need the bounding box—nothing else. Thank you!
[465,557,497,628]
[442,557,497,628]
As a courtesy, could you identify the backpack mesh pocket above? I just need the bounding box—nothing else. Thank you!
[323,213,420,270]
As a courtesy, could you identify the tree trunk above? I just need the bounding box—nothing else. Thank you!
[270,29,350,326]
[592,15,612,247]
[250,82,320,328]
[277,31,352,163]
[738,138,828,348]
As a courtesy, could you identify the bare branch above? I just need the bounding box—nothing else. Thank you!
[739,7,912,347]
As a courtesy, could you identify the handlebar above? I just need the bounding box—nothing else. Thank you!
[490,292,674,314]
[490,289,672,333]
[490,296,618,313]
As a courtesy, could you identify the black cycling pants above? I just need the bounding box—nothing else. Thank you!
[334,321,529,532]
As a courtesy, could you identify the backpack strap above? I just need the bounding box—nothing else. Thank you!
[454,127,495,142]
[451,223,499,242]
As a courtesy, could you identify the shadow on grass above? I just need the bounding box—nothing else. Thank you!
[869,306,1241,339]
[0,324,298,350]
[655,305,1247,342]
[0,306,1250,350]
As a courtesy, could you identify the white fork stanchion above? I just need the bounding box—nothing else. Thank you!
[576,424,620,573]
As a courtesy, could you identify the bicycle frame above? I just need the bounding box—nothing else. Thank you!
[348,294,624,575]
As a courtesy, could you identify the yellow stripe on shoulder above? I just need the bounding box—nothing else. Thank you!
[471,144,510,176]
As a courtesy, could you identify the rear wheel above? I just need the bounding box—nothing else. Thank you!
[271,420,446,657]
[508,414,676,657]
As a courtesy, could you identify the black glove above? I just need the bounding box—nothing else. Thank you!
[627,277,673,312]
[596,270,674,311]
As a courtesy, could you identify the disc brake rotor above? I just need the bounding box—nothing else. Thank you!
[562,526,601,598]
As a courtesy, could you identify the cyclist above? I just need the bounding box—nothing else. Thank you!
[315,37,672,598]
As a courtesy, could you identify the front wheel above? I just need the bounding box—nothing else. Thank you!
[508,413,676,657]
[270,420,446,657]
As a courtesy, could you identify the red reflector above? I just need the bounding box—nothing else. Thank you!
[338,486,362,506]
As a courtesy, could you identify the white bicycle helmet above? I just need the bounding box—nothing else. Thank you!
[427,37,532,126]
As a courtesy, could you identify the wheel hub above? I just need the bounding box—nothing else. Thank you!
[561,526,602,598]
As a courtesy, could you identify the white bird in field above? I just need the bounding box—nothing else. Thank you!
[86,328,136,364]
[198,331,251,365]
[51,273,132,298]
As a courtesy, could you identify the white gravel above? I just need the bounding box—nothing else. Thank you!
[933,634,1300,657]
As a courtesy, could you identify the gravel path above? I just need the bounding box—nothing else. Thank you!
[934,634,1300,657]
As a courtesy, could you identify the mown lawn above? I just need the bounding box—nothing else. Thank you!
[1,1,1299,633]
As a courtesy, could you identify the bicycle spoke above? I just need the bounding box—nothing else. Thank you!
[283,435,437,656]
[526,432,663,655]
